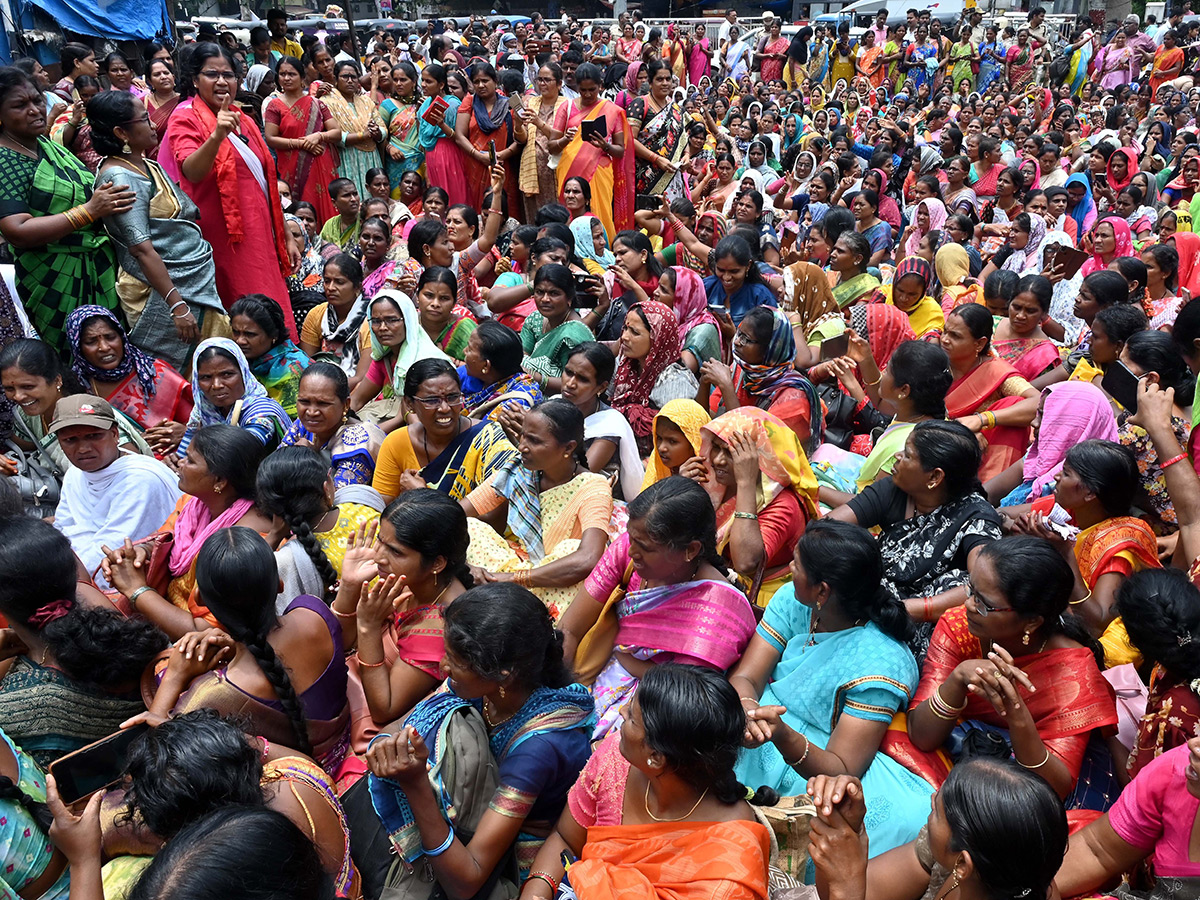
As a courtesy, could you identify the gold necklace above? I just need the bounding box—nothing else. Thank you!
[482,697,515,728]
[643,781,708,822]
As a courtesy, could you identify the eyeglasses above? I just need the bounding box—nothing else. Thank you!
[123,113,151,128]
[965,580,1015,617]
[369,316,403,328]
[201,70,238,81]
[413,392,463,408]
[733,331,759,346]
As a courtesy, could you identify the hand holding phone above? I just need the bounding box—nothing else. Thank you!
[487,140,497,167]
[49,723,152,805]
[1101,361,1142,413]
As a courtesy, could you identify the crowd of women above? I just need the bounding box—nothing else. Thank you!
[5,6,1200,900]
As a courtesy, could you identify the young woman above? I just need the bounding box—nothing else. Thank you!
[371,358,515,502]
[414,266,474,361]
[380,61,423,197]
[358,216,403,299]
[263,56,341,224]
[702,233,777,325]
[733,520,932,855]
[609,301,682,454]
[417,64,467,209]
[323,59,382,199]
[941,303,1039,481]
[349,290,450,433]
[520,264,594,394]
[1142,243,1183,331]
[453,63,517,214]
[852,189,894,267]
[144,58,179,158]
[229,294,310,419]
[878,258,945,340]
[462,399,612,618]
[277,363,385,489]
[328,489,471,786]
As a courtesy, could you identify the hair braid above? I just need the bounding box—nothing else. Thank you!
[0,776,51,833]
[242,636,312,756]
[285,513,338,592]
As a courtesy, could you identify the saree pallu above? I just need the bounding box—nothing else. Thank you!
[589,579,755,741]
[102,360,193,429]
[263,756,359,897]
[434,315,475,361]
[462,103,517,213]
[557,101,635,253]
[993,338,1061,383]
[977,42,1005,92]
[946,359,1031,481]
[463,371,543,423]
[380,97,422,194]
[761,36,791,83]
[1006,44,1035,92]
[1152,46,1186,97]
[1068,34,1095,97]
[882,606,1119,790]
[832,272,881,309]
[568,820,771,900]
[250,341,310,418]
[147,95,180,160]
[0,138,120,352]
[632,99,688,200]
[519,94,572,214]
[1076,515,1161,667]
[266,95,338,224]
[148,665,351,773]
[522,313,595,380]
[424,420,516,497]
[324,90,381,197]
[1127,665,1200,779]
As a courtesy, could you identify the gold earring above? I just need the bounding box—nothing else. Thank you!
[122,140,131,154]
[1022,631,1031,645]
[214,485,223,494]
[946,872,961,896]
[341,409,349,424]
[498,685,506,699]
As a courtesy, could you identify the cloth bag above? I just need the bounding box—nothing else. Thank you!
[2,437,61,519]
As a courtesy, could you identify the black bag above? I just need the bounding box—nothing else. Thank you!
[1048,54,1070,86]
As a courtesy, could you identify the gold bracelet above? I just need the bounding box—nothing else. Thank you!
[356,654,386,668]
[784,733,811,768]
[864,373,882,386]
[1017,747,1052,769]
[331,606,357,619]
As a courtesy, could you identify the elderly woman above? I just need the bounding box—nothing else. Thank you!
[228,294,310,419]
[515,62,572,223]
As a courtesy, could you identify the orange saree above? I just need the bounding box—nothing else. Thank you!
[945,357,1032,481]
[568,819,770,900]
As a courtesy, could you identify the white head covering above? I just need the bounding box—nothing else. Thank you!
[244,64,271,93]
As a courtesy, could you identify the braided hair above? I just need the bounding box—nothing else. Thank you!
[194,528,312,755]
[255,448,338,593]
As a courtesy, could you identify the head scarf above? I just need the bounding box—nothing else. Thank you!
[682,212,727,274]
[733,308,823,452]
[915,146,943,176]
[640,398,710,490]
[1001,213,1047,274]
[793,149,817,176]
[367,290,451,396]
[1105,146,1139,195]
[1064,173,1097,236]
[244,64,271,93]
[187,337,290,435]
[624,60,644,94]
[1023,382,1118,497]
[904,198,948,259]
[610,301,682,439]
[670,266,723,354]
[782,114,806,152]
[65,305,158,401]
[700,406,819,547]
[1151,121,1174,160]
[783,260,839,341]
[569,215,616,268]
[284,213,325,290]
[848,304,915,370]
[894,257,933,297]
[935,243,972,291]
[1082,216,1133,277]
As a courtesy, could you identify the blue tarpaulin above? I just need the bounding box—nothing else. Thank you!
[21,0,172,40]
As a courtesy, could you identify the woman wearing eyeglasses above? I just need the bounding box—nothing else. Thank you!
[371,357,516,502]
[349,290,449,435]
[882,536,1119,812]
[159,43,299,329]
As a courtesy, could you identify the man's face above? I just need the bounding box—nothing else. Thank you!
[268,15,286,38]
[57,424,119,473]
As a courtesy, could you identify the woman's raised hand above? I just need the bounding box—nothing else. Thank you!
[340,519,380,587]
[213,92,240,141]
[678,455,709,484]
[357,572,412,629]
[727,428,761,486]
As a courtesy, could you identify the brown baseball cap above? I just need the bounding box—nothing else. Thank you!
[49,395,118,433]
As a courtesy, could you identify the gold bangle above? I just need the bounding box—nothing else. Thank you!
[864,373,882,386]
[331,606,357,619]
[784,733,811,768]
[355,654,386,668]
[1017,747,1052,769]
[1069,591,1092,606]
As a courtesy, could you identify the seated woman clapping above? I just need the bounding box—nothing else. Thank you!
[142,527,350,773]
[558,476,756,740]
[519,664,774,900]
[731,519,934,857]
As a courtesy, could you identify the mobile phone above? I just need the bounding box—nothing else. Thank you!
[487,140,497,167]
[635,194,659,212]
[820,333,850,361]
[49,723,151,805]
[1101,361,1141,413]
[508,91,523,111]
[572,273,599,308]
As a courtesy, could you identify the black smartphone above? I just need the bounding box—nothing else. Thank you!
[1101,361,1141,413]
[820,333,850,361]
[572,273,599,308]
[635,193,659,212]
[49,723,151,804]
[487,140,497,167]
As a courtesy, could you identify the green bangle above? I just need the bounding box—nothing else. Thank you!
[128,585,154,609]
[733,511,758,521]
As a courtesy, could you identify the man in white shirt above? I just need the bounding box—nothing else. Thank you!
[718,10,739,48]
[50,396,181,588]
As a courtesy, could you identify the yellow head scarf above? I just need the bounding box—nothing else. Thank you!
[640,399,710,492]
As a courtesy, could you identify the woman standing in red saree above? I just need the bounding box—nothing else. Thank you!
[145,59,179,161]
[160,43,298,332]
[453,63,519,214]
[263,56,341,225]
[556,63,634,251]
[942,304,1039,482]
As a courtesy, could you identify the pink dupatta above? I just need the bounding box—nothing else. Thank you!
[615,579,755,668]
[168,496,255,576]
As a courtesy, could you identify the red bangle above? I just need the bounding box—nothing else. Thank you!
[923,597,931,621]
[1162,452,1189,470]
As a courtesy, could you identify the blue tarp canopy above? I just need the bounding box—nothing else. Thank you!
[22,0,172,40]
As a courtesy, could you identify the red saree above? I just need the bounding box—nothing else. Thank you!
[462,101,520,215]
[568,819,770,900]
[973,162,1007,198]
[265,94,338,223]
[103,360,193,429]
[146,95,179,161]
[946,357,1031,481]
[882,607,1118,788]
